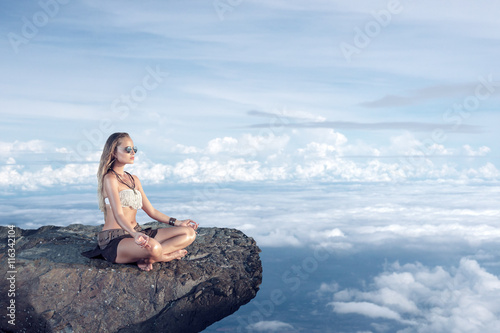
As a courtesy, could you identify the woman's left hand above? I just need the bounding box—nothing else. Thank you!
[177,219,199,230]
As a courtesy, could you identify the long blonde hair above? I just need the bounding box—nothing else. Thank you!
[97,132,131,215]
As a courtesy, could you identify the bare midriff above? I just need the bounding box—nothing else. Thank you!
[102,205,139,231]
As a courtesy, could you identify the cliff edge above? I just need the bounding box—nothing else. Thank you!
[0,223,262,333]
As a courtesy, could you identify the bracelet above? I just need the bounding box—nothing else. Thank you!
[168,217,177,226]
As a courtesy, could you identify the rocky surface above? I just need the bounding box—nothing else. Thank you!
[0,223,262,333]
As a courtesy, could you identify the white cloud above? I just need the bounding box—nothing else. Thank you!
[0,163,97,190]
[325,228,345,238]
[206,137,239,154]
[298,142,339,158]
[386,132,454,157]
[317,282,340,295]
[3,140,46,154]
[478,163,500,178]
[355,223,500,245]
[328,258,500,333]
[172,134,291,159]
[466,163,500,180]
[247,320,295,332]
[170,157,273,183]
[2,131,499,191]
[331,301,403,321]
[205,134,290,157]
[173,144,200,155]
[388,132,423,156]
[463,145,491,157]
[131,161,173,184]
[258,229,302,248]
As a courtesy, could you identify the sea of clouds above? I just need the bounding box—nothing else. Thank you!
[1,132,499,332]
[325,258,500,332]
[3,178,500,332]
[1,124,498,192]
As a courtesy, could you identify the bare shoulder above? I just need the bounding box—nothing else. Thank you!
[103,172,118,186]
[132,174,143,189]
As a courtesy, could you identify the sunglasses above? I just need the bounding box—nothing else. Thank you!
[123,146,138,154]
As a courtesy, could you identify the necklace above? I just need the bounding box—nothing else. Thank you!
[110,169,136,193]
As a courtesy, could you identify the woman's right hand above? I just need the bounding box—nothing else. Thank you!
[134,232,150,249]
[177,219,199,230]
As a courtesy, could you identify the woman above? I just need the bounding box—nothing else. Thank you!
[82,132,198,271]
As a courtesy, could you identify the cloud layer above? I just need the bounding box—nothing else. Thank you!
[1,127,498,192]
[328,258,500,332]
[247,320,295,332]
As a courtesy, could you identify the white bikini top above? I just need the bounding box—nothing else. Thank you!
[104,189,143,210]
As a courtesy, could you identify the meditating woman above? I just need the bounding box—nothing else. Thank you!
[82,132,198,271]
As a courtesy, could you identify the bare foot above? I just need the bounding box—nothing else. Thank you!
[163,249,188,262]
[137,258,153,271]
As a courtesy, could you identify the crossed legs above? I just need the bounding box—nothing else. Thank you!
[115,226,197,271]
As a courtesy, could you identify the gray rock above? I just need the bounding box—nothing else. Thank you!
[0,222,262,333]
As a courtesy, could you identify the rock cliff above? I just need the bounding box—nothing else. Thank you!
[0,223,262,333]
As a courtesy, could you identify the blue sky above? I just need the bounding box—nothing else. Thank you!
[1,0,499,189]
[2,1,500,332]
